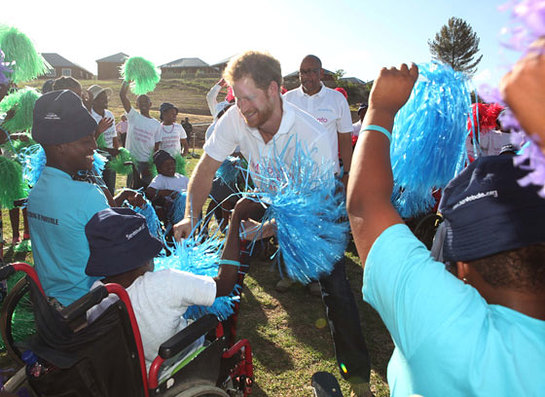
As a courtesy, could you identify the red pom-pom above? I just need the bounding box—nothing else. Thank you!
[335,87,348,99]
[467,103,504,137]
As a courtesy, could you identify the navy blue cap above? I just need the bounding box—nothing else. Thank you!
[438,155,545,262]
[153,149,174,168]
[32,90,97,145]
[85,207,163,277]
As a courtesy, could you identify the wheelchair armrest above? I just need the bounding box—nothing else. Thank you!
[158,314,218,359]
[60,286,109,322]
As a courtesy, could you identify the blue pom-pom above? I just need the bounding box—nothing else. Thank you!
[93,151,107,177]
[242,139,348,284]
[390,62,472,218]
[168,192,187,224]
[154,233,241,321]
[129,197,163,240]
[19,145,107,185]
[19,144,45,186]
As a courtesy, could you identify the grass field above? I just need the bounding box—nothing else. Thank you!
[0,79,392,396]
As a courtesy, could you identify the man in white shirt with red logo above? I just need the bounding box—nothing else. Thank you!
[174,51,371,397]
[284,55,353,187]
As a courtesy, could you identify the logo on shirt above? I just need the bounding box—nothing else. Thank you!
[316,117,328,124]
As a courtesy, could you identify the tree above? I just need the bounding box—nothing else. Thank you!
[333,69,345,82]
[428,17,483,76]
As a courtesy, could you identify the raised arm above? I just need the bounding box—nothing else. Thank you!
[119,81,132,114]
[173,153,222,240]
[500,38,545,153]
[346,63,418,265]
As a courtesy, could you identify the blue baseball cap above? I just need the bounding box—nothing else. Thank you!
[85,207,163,277]
[437,155,545,262]
[32,90,97,145]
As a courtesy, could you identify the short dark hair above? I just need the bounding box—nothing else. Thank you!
[223,51,282,91]
[469,243,545,293]
[302,54,322,68]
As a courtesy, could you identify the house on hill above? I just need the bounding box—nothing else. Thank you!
[210,55,236,74]
[40,53,94,80]
[159,57,219,78]
[282,68,336,90]
[96,52,129,80]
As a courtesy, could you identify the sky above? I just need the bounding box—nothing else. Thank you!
[2,0,521,88]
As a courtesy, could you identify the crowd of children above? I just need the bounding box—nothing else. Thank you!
[1,10,545,396]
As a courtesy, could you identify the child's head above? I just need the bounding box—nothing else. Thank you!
[85,208,162,285]
[153,150,176,177]
[121,114,127,122]
[159,102,178,124]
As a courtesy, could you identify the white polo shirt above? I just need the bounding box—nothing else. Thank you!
[284,83,353,172]
[203,98,335,188]
[90,108,116,149]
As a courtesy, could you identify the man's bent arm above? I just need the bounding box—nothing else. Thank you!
[346,64,418,265]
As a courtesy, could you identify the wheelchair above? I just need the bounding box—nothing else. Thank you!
[0,262,254,397]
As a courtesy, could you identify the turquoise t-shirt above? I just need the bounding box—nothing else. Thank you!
[364,223,545,397]
[27,166,109,306]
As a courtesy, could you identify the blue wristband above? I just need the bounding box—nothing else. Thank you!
[218,259,240,267]
[362,124,392,142]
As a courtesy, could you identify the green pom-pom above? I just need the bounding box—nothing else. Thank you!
[0,26,48,83]
[11,133,36,152]
[121,56,160,95]
[174,153,186,176]
[149,152,187,177]
[107,147,136,175]
[0,87,41,132]
[96,133,107,149]
[0,156,27,209]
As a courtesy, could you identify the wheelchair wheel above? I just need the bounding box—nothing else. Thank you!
[174,384,229,396]
[0,277,36,366]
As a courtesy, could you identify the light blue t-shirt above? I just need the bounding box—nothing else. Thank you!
[364,223,545,397]
[27,166,109,306]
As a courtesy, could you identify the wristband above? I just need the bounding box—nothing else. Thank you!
[218,259,240,267]
[362,124,392,142]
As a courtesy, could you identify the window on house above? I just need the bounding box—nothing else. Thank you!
[61,68,72,77]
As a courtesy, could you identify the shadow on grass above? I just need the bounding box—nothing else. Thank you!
[241,244,394,385]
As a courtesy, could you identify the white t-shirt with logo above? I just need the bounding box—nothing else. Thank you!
[204,98,335,188]
[284,84,352,172]
[157,123,187,156]
[88,269,216,368]
[90,108,116,149]
[126,108,161,162]
[148,173,189,192]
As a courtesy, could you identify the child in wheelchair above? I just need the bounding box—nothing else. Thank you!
[84,198,264,370]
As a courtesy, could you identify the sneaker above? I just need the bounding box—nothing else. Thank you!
[308,281,322,297]
[349,382,374,397]
[275,278,293,292]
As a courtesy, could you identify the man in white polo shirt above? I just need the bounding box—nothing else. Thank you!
[284,55,353,186]
[174,51,371,397]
